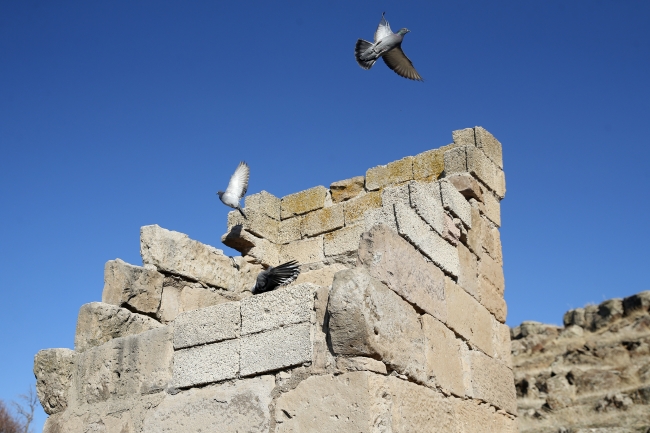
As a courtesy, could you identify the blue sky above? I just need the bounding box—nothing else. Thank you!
[1,1,649,429]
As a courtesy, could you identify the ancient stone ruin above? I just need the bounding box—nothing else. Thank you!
[34,127,516,432]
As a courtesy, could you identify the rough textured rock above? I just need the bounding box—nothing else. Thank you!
[468,349,517,414]
[447,172,484,202]
[244,190,281,220]
[324,223,365,257]
[336,356,387,374]
[408,180,446,236]
[343,190,382,225]
[413,145,453,182]
[227,208,280,243]
[292,263,346,287]
[281,185,327,219]
[173,301,240,349]
[422,314,465,397]
[102,258,163,314]
[278,236,324,264]
[240,284,315,335]
[34,348,76,415]
[300,204,344,237]
[365,156,414,191]
[74,302,162,352]
[240,322,312,376]
[440,178,472,228]
[172,339,239,388]
[330,176,365,203]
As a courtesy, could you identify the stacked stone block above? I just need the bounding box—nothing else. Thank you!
[34,126,517,432]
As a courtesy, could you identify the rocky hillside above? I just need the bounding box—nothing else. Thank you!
[512,291,650,433]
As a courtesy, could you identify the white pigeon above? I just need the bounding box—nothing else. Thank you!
[217,161,249,218]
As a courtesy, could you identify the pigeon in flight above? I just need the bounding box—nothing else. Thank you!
[355,12,423,81]
[252,260,301,294]
[217,161,249,218]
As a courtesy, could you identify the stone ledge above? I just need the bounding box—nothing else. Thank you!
[102,258,163,314]
[172,339,240,389]
[173,301,241,349]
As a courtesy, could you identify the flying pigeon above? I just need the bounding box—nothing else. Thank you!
[355,12,423,81]
[252,260,301,294]
[217,161,249,218]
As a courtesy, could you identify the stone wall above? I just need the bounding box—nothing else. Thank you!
[34,127,516,432]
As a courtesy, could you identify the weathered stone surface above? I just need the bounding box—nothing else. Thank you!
[301,204,344,237]
[357,224,447,323]
[444,213,461,245]
[241,284,315,335]
[454,398,518,433]
[413,146,450,181]
[74,302,162,352]
[444,145,505,199]
[336,356,387,374]
[482,189,502,227]
[227,207,279,243]
[279,236,324,264]
[222,227,280,267]
[172,339,239,388]
[330,176,365,203]
[73,326,173,405]
[240,322,312,376]
[244,190,281,220]
[492,319,512,368]
[144,376,275,432]
[173,301,240,349]
[363,203,397,232]
[381,182,411,208]
[452,127,476,146]
[446,278,494,356]
[365,156,414,191]
[479,252,505,294]
[281,185,328,219]
[422,314,465,396]
[593,298,624,329]
[563,307,586,327]
[464,202,483,255]
[478,277,508,323]
[474,126,504,169]
[276,372,459,433]
[278,215,302,244]
[447,172,484,202]
[394,202,460,277]
[102,259,163,314]
[439,179,472,228]
[408,180,446,235]
[324,224,364,257]
[457,242,479,298]
[623,290,650,315]
[328,268,427,383]
[34,348,76,415]
[469,350,517,414]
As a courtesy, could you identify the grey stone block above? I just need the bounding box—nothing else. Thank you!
[439,179,471,228]
[34,348,76,415]
[468,350,517,414]
[240,323,312,376]
[172,339,240,388]
[394,203,460,277]
[102,258,163,314]
[408,180,445,235]
[173,301,241,349]
[241,284,316,335]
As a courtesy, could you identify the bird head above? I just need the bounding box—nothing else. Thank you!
[217,191,224,198]
[397,28,410,35]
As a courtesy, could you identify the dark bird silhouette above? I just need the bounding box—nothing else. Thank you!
[252,260,301,294]
[217,161,249,218]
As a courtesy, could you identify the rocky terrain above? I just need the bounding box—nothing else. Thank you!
[512,291,650,433]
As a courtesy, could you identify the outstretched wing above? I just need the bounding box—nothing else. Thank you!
[224,161,250,200]
[382,46,423,81]
[374,12,392,42]
[267,260,301,288]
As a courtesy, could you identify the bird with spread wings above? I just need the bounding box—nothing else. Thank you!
[217,161,250,218]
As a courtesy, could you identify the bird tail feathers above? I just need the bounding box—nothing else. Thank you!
[355,39,376,70]
[237,206,247,219]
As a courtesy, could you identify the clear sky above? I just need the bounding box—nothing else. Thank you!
[1,1,649,430]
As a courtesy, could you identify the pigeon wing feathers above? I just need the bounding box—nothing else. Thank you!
[224,161,250,200]
[355,39,376,69]
[374,12,392,42]
[382,47,423,81]
[267,261,300,287]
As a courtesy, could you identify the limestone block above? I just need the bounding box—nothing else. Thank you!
[394,203,460,277]
[477,277,507,323]
[278,215,302,244]
[478,252,505,294]
[357,224,447,323]
[301,204,344,237]
[102,259,163,314]
[73,326,173,405]
[224,229,280,267]
[439,179,472,228]
[443,146,467,175]
[312,285,334,373]
[144,375,275,432]
[328,268,427,383]
[140,225,242,290]
[363,204,397,232]
[365,156,414,191]
[293,263,347,287]
[381,182,411,208]
[227,208,279,243]
[452,127,476,146]
[474,126,504,169]
[343,190,382,225]
[468,350,517,414]
[336,357,387,374]
[413,146,451,182]
[481,189,502,227]
[422,314,465,397]
[241,283,316,335]
[465,203,483,255]
[481,222,503,264]
[279,236,324,264]
[330,176,365,203]
[447,172,484,202]
[281,185,328,219]
[324,224,364,257]
[492,319,513,369]
[173,301,240,349]
[240,322,312,376]
[244,190,281,220]
[444,213,461,245]
[172,339,239,388]
[454,398,518,433]
[457,242,478,298]
[623,290,650,315]
[445,145,504,199]
[408,180,446,235]
[445,278,494,356]
[34,348,76,415]
[74,302,162,352]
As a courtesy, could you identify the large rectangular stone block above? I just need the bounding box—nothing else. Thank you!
[343,191,382,225]
[293,263,347,287]
[173,301,241,349]
[445,278,494,356]
[330,176,365,203]
[381,183,411,208]
[240,284,316,335]
[478,252,505,294]
[300,204,344,237]
[278,215,302,244]
[394,203,460,277]
[358,224,447,323]
[279,236,324,264]
[408,180,445,236]
[34,349,76,415]
[481,189,501,227]
[452,127,476,146]
[453,397,518,433]
[439,179,471,228]
[281,186,328,219]
[468,350,517,414]
[492,319,513,369]
[464,203,483,255]
[422,314,465,397]
[363,204,397,232]
[102,259,163,314]
[227,208,280,243]
[244,190,281,220]
[478,277,507,323]
[365,156,414,191]
[172,339,239,388]
[457,242,479,298]
[324,224,365,257]
[239,322,312,376]
[413,145,452,182]
[474,126,503,169]
[445,145,505,199]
